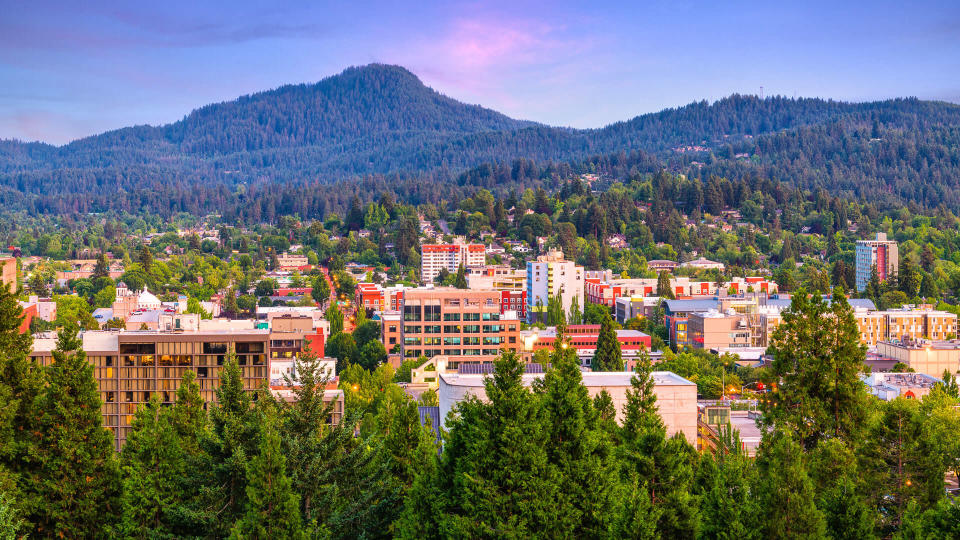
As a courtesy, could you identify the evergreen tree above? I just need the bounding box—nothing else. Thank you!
[120,397,187,538]
[205,354,257,536]
[92,253,110,280]
[863,398,944,533]
[808,439,877,539]
[753,431,826,539]
[418,350,560,536]
[696,426,757,540]
[230,404,303,539]
[453,263,467,289]
[539,333,617,536]
[762,288,870,450]
[592,312,623,372]
[656,271,674,299]
[32,325,120,537]
[0,284,42,528]
[617,351,699,537]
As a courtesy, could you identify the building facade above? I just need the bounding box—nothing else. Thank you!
[29,330,270,449]
[1,257,17,290]
[380,288,522,366]
[420,244,485,283]
[855,232,898,291]
[526,250,584,323]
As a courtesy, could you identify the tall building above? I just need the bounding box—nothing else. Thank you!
[856,232,898,291]
[379,288,521,366]
[525,250,584,323]
[420,244,485,284]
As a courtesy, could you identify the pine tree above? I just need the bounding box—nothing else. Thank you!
[205,354,257,536]
[425,350,560,536]
[120,397,186,538]
[656,271,674,299]
[32,324,120,537]
[0,284,42,528]
[453,263,467,289]
[92,253,110,280]
[762,288,870,450]
[618,351,698,537]
[592,312,623,372]
[808,439,877,539]
[539,334,617,536]
[696,426,758,540]
[753,431,826,539]
[230,404,303,539]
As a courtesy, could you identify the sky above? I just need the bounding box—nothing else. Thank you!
[1,0,959,145]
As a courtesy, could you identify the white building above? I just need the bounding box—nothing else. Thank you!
[420,243,486,283]
[855,232,898,291]
[438,370,698,444]
[680,257,725,271]
[526,250,584,323]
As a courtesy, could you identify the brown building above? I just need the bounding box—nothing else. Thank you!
[1,257,16,291]
[30,330,270,449]
[380,288,521,367]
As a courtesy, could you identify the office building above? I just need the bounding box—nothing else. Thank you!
[526,250,584,323]
[380,288,521,366]
[855,233,898,291]
[420,243,485,283]
[29,329,270,449]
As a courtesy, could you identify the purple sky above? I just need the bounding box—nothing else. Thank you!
[2,0,959,145]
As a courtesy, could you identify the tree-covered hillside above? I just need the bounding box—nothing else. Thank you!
[1,63,959,216]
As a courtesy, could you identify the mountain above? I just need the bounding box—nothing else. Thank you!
[2,63,960,217]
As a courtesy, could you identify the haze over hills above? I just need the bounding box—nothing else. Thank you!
[1,63,960,216]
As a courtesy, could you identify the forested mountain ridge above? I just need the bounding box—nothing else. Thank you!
[1,63,960,216]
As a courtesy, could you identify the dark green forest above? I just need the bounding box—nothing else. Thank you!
[2,64,959,218]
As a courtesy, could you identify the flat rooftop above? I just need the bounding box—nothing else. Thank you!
[440,370,694,388]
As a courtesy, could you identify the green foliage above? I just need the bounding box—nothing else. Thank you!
[325,303,344,335]
[31,325,121,537]
[591,311,623,372]
[230,403,304,539]
[762,288,871,449]
[753,431,826,539]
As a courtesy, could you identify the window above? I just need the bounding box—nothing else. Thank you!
[424,305,441,321]
[403,305,422,321]
[444,325,462,333]
[404,325,422,333]
[203,342,228,354]
[443,313,461,321]
[443,337,461,345]
[424,325,441,334]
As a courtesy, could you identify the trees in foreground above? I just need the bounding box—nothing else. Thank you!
[1,288,960,537]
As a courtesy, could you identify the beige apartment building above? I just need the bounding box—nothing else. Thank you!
[380,288,521,366]
[854,307,957,346]
[875,340,960,377]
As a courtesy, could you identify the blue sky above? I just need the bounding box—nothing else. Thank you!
[2,0,958,144]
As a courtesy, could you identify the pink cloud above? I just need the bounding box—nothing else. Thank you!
[443,18,559,69]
